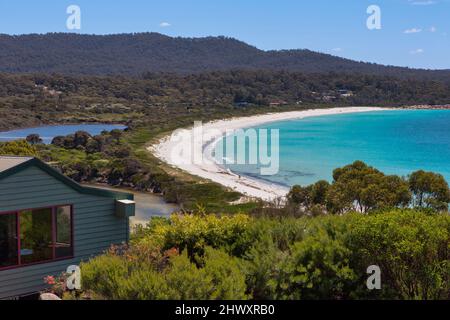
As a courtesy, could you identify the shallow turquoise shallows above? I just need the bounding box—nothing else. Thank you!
[216,110,450,187]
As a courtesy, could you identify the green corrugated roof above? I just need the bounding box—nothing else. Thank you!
[0,156,133,200]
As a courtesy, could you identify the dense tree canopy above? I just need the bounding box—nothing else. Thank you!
[287,161,449,214]
[1,70,450,132]
[409,170,450,211]
[1,33,450,80]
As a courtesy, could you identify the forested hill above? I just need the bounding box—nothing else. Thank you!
[1,32,450,81]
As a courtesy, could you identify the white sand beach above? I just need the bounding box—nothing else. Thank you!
[150,107,389,201]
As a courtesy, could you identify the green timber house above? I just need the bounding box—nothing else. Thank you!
[0,156,135,299]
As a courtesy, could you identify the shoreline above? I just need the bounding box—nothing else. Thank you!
[0,122,127,134]
[0,123,128,144]
[150,107,390,201]
[0,121,129,135]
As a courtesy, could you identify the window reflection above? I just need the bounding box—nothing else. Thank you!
[0,213,18,268]
[0,205,73,269]
[55,206,72,258]
[20,208,53,264]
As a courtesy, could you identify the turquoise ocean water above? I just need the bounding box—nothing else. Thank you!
[215,110,450,187]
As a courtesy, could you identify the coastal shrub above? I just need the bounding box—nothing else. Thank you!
[243,211,450,300]
[0,140,38,156]
[166,249,248,300]
[162,182,242,212]
[80,244,247,300]
[78,210,449,300]
[243,232,290,299]
[244,217,307,251]
[279,229,356,300]
[247,215,357,300]
[200,248,248,300]
[80,253,131,299]
[140,213,252,258]
[345,210,450,300]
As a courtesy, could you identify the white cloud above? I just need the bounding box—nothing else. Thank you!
[159,22,171,28]
[410,48,424,55]
[404,28,422,34]
[332,48,343,52]
[409,0,437,5]
[429,26,437,32]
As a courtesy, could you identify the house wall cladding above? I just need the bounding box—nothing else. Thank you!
[0,165,128,298]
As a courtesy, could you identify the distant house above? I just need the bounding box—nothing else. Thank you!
[0,157,135,299]
[337,89,354,98]
[322,95,337,102]
[269,100,288,106]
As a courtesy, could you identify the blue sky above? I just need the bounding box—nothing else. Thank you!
[0,0,448,69]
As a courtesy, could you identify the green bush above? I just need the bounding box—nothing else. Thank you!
[280,229,356,300]
[0,140,38,156]
[80,244,248,300]
[166,249,248,300]
[346,210,450,299]
[139,213,252,257]
[243,233,289,299]
[79,210,449,300]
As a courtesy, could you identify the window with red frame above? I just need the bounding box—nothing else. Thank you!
[0,205,73,269]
